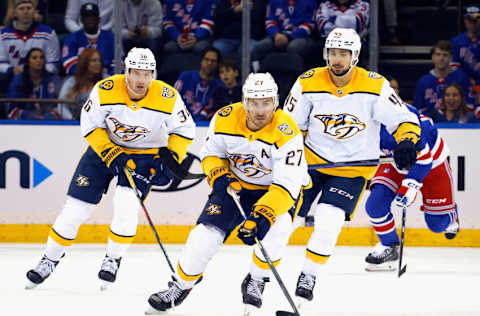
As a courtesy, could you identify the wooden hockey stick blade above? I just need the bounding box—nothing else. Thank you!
[158,147,205,180]
[308,157,394,170]
[276,311,300,316]
[398,264,407,277]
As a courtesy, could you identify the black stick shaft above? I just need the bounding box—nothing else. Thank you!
[308,157,394,170]
[398,206,407,277]
[124,167,175,273]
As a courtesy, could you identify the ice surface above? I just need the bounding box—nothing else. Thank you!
[2,244,479,316]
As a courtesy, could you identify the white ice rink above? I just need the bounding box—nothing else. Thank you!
[2,244,479,316]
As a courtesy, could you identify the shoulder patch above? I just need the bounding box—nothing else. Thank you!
[162,86,175,99]
[218,106,232,117]
[278,123,294,136]
[368,72,383,80]
[100,80,114,90]
[300,69,315,79]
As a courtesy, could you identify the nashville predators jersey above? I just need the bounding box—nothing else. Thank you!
[200,103,310,216]
[80,74,195,162]
[285,66,420,179]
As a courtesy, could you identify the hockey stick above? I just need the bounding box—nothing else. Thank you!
[124,167,175,273]
[308,157,394,170]
[398,206,407,277]
[227,187,300,316]
[158,147,205,180]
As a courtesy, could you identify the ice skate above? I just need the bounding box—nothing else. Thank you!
[146,280,192,314]
[98,255,121,291]
[365,243,399,272]
[25,255,60,289]
[295,272,316,308]
[241,273,268,314]
[444,215,459,240]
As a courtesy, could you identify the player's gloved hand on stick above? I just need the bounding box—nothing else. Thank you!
[238,205,276,245]
[102,147,135,176]
[208,166,242,196]
[151,151,175,186]
[394,139,418,170]
[394,178,422,207]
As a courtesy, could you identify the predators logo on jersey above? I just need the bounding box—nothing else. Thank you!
[109,117,150,142]
[206,203,222,215]
[227,153,272,178]
[314,113,366,140]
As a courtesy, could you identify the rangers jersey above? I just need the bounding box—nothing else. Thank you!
[200,103,310,216]
[0,23,60,75]
[265,0,317,39]
[62,29,115,76]
[378,104,450,183]
[285,66,420,179]
[451,32,480,82]
[162,0,216,41]
[316,0,369,38]
[413,68,475,116]
[81,74,196,163]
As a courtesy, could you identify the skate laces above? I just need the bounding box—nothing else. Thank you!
[298,273,315,290]
[100,256,119,274]
[34,257,56,278]
[158,281,184,305]
[246,277,265,299]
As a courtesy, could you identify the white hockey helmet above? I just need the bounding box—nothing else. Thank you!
[242,72,279,109]
[323,28,361,70]
[124,47,157,78]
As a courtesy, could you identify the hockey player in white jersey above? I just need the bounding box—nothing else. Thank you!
[145,73,310,315]
[283,28,422,305]
[25,47,195,290]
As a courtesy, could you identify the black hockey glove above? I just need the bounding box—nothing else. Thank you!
[393,139,419,170]
[238,205,276,245]
[208,167,242,196]
[151,156,174,186]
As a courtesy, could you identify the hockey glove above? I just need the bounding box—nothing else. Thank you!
[208,166,242,195]
[238,205,276,245]
[151,153,174,186]
[102,146,135,176]
[393,139,419,170]
[394,178,423,207]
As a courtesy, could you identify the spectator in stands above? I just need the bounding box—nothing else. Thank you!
[120,0,163,55]
[65,0,113,33]
[174,47,223,121]
[3,0,46,27]
[212,0,267,55]
[58,48,104,120]
[389,77,400,96]
[414,40,475,117]
[431,83,477,123]
[251,0,317,73]
[0,0,60,76]
[451,4,480,84]
[7,47,61,120]
[163,0,217,54]
[316,0,369,39]
[209,58,241,117]
[62,3,114,76]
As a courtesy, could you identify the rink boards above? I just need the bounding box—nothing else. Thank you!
[0,122,479,246]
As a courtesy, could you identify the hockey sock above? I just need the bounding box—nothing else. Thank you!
[366,184,399,246]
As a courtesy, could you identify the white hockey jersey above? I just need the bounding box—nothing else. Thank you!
[81,74,195,163]
[201,103,310,216]
[285,67,420,179]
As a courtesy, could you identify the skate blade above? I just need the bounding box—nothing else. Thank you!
[365,262,397,272]
[243,303,259,316]
[25,280,38,290]
[295,296,310,309]
[144,306,169,315]
[100,280,113,291]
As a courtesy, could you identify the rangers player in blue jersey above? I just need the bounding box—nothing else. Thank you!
[365,104,459,271]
